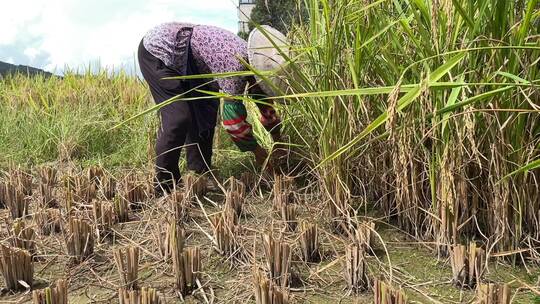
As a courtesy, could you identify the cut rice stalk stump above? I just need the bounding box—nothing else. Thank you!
[476,282,510,304]
[373,279,407,304]
[0,245,33,291]
[253,269,290,304]
[299,222,320,263]
[11,219,36,254]
[34,208,62,235]
[262,233,291,288]
[118,287,164,304]
[355,221,376,253]
[184,174,207,203]
[114,246,140,290]
[281,204,298,232]
[4,183,30,219]
[65,216,94,262]
[450,242,485,288]
[225,190,244,218]
[114,195,130,223]
[93,200,115,240]
[344,244,370,293]
[32,279,68,304]
[211,211,241,257]
[173,246,201,296]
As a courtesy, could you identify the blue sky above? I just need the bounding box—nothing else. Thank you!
[0,0,239,73]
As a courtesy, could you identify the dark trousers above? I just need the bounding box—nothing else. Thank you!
[137,41,217,193]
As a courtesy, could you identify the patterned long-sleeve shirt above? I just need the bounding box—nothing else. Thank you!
[143,22,280,152]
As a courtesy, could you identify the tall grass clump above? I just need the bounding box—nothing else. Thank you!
[277,0,539,257]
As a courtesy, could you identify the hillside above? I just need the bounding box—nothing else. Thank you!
[0,60,53,77]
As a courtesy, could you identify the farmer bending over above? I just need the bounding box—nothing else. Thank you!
[138,23,288,194]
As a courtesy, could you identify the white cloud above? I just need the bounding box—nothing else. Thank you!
[23,47,40,61]
[5,57,15,64]
[1,0,239,72]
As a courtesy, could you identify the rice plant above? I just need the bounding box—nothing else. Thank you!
[280,0,540,258]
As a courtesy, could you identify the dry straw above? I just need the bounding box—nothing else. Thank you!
[476,282,510,304]
[114,246,140,290]
[344,244,370,293]
[34,208,62,235]
[262,233,291,288]
[281,204,298,232]
[93,201,115,240]
[450,242,485,288]
[118,287,164,304]
[11,219,36,254]
[373,278,408,304]
[253,269,290,304]
[299,221,320,263]
[65,216,94,262]
[32,279,68,304]
[0,245,33,291]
